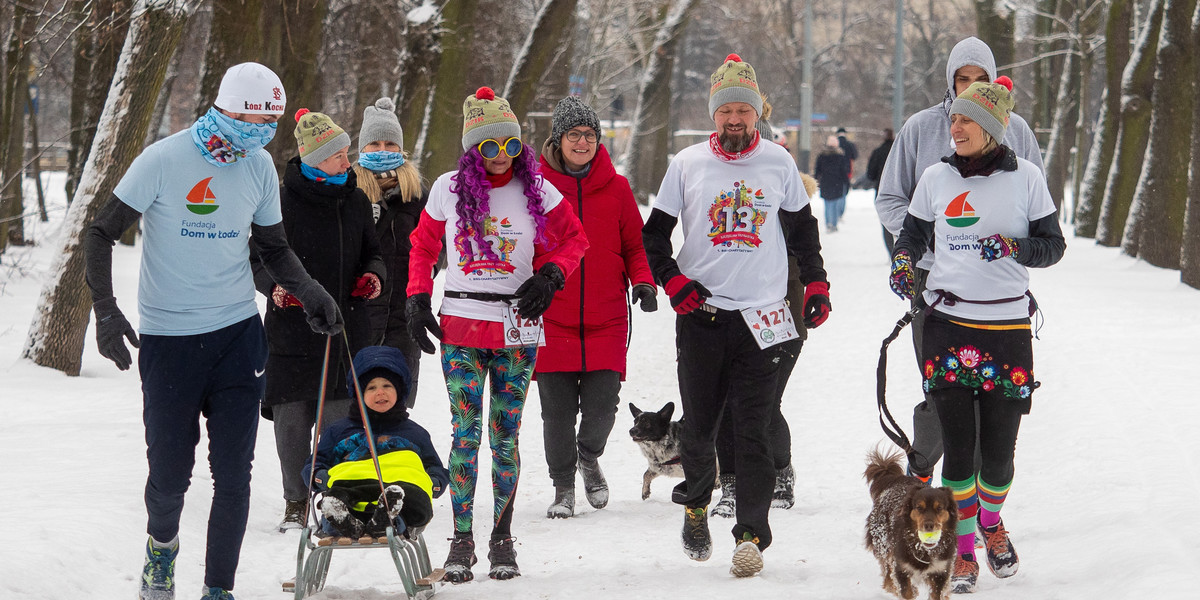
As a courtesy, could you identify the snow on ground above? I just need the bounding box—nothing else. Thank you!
[1,173,1198,599]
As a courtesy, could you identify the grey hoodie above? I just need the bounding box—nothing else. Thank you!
[875,36,1045,269]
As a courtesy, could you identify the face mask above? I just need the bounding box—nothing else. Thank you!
[191,107,277,166]
[358,150,405,172]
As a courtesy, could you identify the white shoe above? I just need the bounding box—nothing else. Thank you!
[730,538,763,578]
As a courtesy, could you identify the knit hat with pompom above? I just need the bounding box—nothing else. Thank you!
[461,87,522,151]
[358,97,404,154]
[950,76,1015,143]
[293,108,350,167]
[708,53,762,119]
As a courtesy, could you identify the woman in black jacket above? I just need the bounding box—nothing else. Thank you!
[353,98,428,409]
[251,109,384,531]
[813,135,851,232]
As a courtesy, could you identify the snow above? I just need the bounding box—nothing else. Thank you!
[407,2,438,25]
[2,173,1199,599]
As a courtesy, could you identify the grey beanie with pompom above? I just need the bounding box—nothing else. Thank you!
[358,97,404,154]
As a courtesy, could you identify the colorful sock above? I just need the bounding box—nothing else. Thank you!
[943,474,978,556]
[977,476,1012,529]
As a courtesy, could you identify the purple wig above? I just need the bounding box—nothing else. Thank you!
[448,143,549,262]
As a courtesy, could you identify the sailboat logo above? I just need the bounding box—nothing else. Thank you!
[944,191,978,227]
[186,177,219,215]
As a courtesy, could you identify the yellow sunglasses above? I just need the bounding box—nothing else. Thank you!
[478,137,523,160]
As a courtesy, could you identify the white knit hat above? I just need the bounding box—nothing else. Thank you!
[214,62,286,115]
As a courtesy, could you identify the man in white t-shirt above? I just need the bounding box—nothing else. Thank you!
[85,63,340,600]
[641,53,830,578]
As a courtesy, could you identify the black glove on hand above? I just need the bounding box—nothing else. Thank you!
[93,297,140,371]
[631,283,658,312]
[293,281,344,336]
[405,293,443,354]
[515,263,565,320]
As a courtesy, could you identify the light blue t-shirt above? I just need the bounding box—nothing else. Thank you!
[113,130,282,336]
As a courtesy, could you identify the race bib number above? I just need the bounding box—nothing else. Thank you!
[502,304,545,347]
[741,300,799,349]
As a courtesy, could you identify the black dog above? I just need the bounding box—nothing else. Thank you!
[864,447,957,600]
[628,402,686,500]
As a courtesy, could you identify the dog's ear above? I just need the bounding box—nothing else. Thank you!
[659,402,675,420]
[629,402,642,417]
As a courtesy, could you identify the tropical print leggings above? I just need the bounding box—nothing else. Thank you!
[440,344,537,535]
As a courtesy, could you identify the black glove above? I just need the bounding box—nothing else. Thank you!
[93,297,140,371]
[405,293,443,354]
[631,283,658,312]
[292,281,344,336]
[515,263,565,320]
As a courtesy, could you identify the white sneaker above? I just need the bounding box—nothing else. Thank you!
[730,537,763,578]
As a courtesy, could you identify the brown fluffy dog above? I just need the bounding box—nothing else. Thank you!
[864,448,957,600]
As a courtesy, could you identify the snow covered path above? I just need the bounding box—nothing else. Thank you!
[1,180,1197,599]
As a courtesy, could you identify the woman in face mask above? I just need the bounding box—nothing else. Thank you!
[352,98,429,409]
[250,108,386,534]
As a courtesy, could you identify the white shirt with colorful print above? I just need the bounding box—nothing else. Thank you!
[908,157,1057,320]
[424,170,564,322]
[651,140,807,311]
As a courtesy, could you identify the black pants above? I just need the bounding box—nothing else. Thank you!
[672,310,785,550]
[537,370,621,488]
[907,267,945,476]
[716,339,802,473]
[928,387,1022,486]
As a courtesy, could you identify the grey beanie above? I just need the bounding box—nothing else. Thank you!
[550,96,601,147]
[358,97,404,154]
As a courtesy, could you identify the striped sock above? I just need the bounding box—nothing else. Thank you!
[977,476,1012,529]
[943,474,978,556]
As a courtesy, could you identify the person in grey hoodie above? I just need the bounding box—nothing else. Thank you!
[873,36,1045,481]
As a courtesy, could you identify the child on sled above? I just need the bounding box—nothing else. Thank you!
[302,345,449,538]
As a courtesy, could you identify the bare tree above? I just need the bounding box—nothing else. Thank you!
[23,0,197,376]
[1095,0,1162,247]
[1182,1,1200,287]
[504,0,580,117]
[975,0,1016,72]
[194,0,265,119]
[395,5,440,157]
[419,0,481,180]
[261,0,326,174]
[1122,0,1197,266]
[0,0,38,251]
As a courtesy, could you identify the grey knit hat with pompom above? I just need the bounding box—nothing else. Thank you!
[550,96,601,147]
[358,97,404,153]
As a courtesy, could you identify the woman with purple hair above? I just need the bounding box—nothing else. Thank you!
[405,87,587,584]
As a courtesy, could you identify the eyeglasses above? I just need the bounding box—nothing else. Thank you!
[478,137,523,160]
[565,130,598,143]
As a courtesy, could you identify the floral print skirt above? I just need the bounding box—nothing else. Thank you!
[921,310,1037,413]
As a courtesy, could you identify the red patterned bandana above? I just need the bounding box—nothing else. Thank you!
[708,130,761,162]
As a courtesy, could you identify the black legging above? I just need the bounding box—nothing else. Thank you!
[928,387,1023,486]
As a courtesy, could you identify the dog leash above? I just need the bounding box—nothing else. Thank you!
[876,307,920,459]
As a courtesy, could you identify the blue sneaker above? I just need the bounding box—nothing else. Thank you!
[139,537,177,600]
[200,586,235,600]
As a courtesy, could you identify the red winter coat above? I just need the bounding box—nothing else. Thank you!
[536,141,654,379]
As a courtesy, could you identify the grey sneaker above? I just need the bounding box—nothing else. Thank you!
[771,464,795,509]
[139,536,177,600]
[279,499,306,532]
[578,458,609,509]
[546,486,574,518]
[729,532,764,578]
[710,474,736,518]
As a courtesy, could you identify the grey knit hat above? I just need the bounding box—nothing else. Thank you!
[708,53,763,119]
[358,97,404,154]
[550,96,601,147]
[950,77,1014,144]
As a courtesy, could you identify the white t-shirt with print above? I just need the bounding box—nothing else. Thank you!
[113,130,282,336]
[909,157,1056,320]
[651,140,807,311]
[424,170,563,322]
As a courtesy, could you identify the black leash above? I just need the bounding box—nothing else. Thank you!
[877,307,920,458]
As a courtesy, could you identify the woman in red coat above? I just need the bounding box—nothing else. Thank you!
[536,96,658,518]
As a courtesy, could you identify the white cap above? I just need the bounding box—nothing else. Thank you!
[214,62,286,115]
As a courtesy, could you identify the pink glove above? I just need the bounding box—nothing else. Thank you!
[351,273,382,300]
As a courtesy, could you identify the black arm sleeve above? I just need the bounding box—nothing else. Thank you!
[892,213,935,264]
[641,208,682,286]
[249,222,320,295]
[1014,214,1066,268]
[85,196,143,302]
[780,204,827,285]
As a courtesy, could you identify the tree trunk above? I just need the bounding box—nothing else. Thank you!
[503,0,579,118]
[263,0,325,174]
[623,0,697,204]
[194,0,264,119]
[345,0,404,137]
[1031,0,1059,140]
[22,0,195,376]
[0,0,35,251]
[975,0,1016,70]
[1075,0,1133,238]
[1041,45,1078,212]
[419,0,480,179]
[72,0,134,207]
[395,9,439,157]
[145,35,186,147]
[1181,1,1200,288]
[65,0,92,203]
[1096,0,1163,247]
[1123,0,1197,266]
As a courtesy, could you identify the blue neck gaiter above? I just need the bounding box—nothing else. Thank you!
[358,150,405,172]
[191,107,277,166]
[300,161,349,185]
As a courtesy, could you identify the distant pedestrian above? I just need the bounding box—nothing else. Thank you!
[813,136,851,232]
[866,128,896,254]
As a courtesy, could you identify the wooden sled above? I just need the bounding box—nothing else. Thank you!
[288,525,442,599]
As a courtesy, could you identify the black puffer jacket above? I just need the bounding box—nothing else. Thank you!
[366,184,428,347]
[251,157,385,413]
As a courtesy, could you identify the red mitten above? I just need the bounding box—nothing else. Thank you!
[272,285,303,308]
[801,281,831,328]
[664,275,712,315]
[351,273,382,300]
